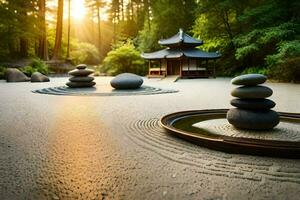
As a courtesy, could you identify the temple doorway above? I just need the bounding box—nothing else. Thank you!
[167,60,180,75]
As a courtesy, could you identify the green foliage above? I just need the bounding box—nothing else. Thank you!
[268,57,300,82]
[234,22,298,60]
[241,67,269,76]
[102,41,146,75]
[235,44,259,60]
[0,0,39,59]
[137,23,161,52]
[70,41,100,65]
[190,0,300,81]
[21,58,49,76]
[266,40,300,66]
[266,40,300,81]
[0,66,6,79]
[151,0,197,39]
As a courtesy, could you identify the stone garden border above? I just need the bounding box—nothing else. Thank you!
[160,109,300,158]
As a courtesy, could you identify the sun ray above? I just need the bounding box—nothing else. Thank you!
[71,0,86,20]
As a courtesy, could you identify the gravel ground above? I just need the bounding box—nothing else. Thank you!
[0,77,300,200]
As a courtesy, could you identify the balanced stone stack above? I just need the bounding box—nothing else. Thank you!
[227,74,279,130]
[66,64,96,88]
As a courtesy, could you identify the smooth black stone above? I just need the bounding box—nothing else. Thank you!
[231,86,273,99]
[231,98,275,110]
[66,81,96,88]
[69,76,94,82]
[68,69,94,76]
[31,72,50,82]
[231,74,267,86]
[5,68,30,82]
[110,73,143,89]
[227,108,280,130]
[76,64,87,70]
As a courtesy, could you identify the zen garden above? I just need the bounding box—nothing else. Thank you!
[0,0,300,199]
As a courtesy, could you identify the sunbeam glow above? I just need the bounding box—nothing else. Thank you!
[72,0,86,20]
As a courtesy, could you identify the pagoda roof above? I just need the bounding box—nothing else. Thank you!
[141,48,221,60]
[158,29,203,47]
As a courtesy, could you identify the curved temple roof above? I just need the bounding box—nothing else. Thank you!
[141,48,221,60]
[158,29,203,47]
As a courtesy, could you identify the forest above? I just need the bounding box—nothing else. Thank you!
[0,0,299,81]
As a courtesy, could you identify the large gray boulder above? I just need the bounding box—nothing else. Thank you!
[31,72,50,82]
[110,73,143,89]
[231,74,267,86]
[227,108,280,130]
[5,68,30,82]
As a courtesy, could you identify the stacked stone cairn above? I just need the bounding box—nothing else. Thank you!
[66,64,96,88]
[227,74,280,130]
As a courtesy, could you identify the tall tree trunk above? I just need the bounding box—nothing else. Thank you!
[120,0,124,21]
[96,2,102,57]
[52,0,64,60]
[38,0,48,60]
[66,0,71,58]
[20,38,28,57]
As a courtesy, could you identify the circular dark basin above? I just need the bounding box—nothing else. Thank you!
[160,109,300,158]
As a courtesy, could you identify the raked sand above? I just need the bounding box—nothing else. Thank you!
[0,77,300,199]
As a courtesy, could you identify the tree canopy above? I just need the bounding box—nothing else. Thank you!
[0,0,299,81]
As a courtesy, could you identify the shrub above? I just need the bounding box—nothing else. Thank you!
[268,57,300,82]
[0,66,6,79]
[70,42,100,65]
[241,66,269,75]
[266,40,300,82]
[22,58,49,76]
[102,41,146,76]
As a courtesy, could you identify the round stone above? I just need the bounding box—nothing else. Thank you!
[227,108,280,130]
[110,73,143,89]
[66,81,96,88]
[68,69,94,76]
[231,74,267,86]
[231,98,275,110]
[76,64,87,70]
[31,72,50,82]
[231,86,273,99]
[69,76,94,82]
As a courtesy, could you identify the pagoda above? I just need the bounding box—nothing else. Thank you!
[141,29,221,78]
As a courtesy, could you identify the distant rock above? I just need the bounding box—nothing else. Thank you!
[110,73,143,89]
[230,98,275,110]
[31,72,50,82]
[227,108,280,130]
[231,86,273,99]
[231,74,267,86]
[5,68,30,82]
